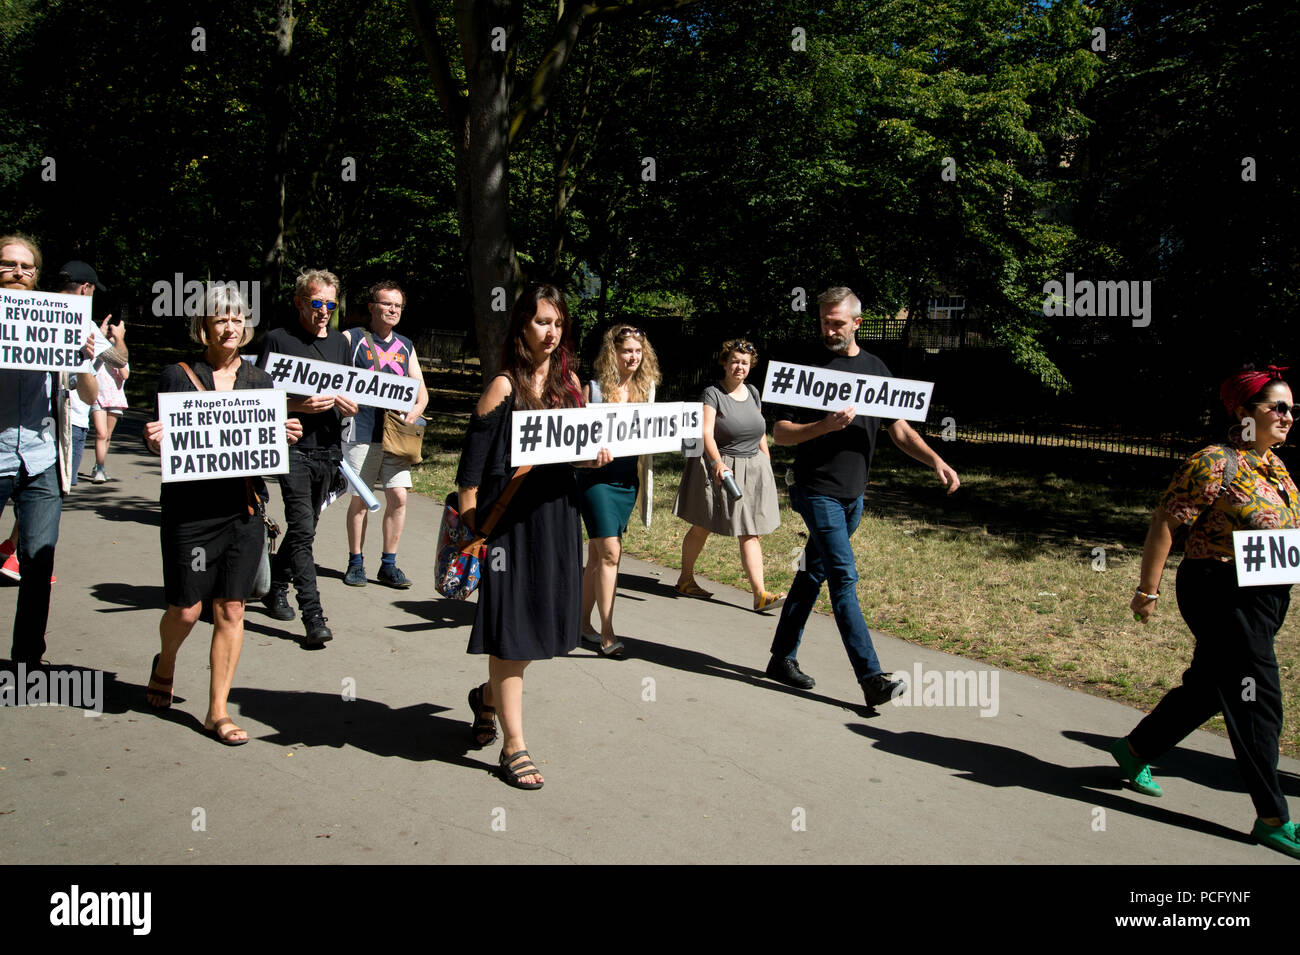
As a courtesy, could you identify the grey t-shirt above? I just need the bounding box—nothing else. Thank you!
[703,383,765,458]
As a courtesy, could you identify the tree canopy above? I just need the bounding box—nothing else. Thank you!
[1,0,1293,395]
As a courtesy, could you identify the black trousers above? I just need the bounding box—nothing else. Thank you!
[1130,558,1290,821]
[271,446,338,620]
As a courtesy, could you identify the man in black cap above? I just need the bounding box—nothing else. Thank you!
[58,262,128,484]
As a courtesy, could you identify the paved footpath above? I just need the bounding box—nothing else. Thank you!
[3,414,1300,866]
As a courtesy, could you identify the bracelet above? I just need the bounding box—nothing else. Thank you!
[1135,588,1159,601]
[712,459,723,468]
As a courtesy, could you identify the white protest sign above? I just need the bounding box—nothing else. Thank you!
[762,359,934,422]
[158,389,289,483]
[0,288,95,373]
[511,402,704,466]
[1233,529,1300,586]
[263,352,418,412]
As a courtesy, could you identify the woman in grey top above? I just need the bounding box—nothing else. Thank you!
[673,339,784,612]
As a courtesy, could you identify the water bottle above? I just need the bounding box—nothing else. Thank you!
[721,470,743,501]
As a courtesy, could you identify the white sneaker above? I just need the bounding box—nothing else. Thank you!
[92,466,108,484]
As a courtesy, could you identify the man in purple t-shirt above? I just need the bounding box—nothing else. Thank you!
[341,281,428,588]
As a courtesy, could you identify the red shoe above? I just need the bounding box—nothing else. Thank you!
[0,541,18,582]
[0,541,53,583]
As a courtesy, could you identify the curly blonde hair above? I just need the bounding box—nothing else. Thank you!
[593,324,661,402]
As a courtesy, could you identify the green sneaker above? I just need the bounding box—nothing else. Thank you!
[1110,737,1163,797]
[1252,819,1300,859]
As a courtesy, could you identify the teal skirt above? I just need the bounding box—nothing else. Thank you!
[579,456,638,538]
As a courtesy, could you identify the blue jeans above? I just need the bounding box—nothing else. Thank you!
[70,425,87,486]
[769,485,882,681]
[0,463,61,663]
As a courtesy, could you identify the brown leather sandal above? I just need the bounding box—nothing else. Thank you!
[146,653,173,709]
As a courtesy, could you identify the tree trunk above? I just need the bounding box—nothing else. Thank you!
[261,0,295,307]
[457,0,520,380]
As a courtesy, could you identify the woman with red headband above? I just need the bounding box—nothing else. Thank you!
[1112,363,1300,858]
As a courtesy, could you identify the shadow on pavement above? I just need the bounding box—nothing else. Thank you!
[850,723,1253,845]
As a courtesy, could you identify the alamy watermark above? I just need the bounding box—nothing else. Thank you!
[152,274,261,325]
[1042,272,1151,327]
[49,885,150,934]
[1,663,103,716]
[890,663,1000,717]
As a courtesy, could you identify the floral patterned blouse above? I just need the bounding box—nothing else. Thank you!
[1160,443,1300,561]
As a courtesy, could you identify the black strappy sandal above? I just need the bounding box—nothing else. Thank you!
[498,749,544,790]
[467,683,497,748]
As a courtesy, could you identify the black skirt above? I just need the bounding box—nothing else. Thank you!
[467,462,583,660]
[160,500,264,607]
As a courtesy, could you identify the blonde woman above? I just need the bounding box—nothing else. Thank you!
[142,285,303,744]
[579,325,661,658]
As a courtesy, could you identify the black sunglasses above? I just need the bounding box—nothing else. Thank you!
[1257,400,1295,418]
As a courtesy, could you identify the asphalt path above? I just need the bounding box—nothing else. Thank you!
[3,412,1299,866]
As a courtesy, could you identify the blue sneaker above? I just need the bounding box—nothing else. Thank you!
[377,564,412,589]
[1110,738,1162,797]
[344,564,367,587]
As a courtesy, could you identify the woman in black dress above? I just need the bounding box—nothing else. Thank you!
[457,283,608,789]
[142,285,302,744]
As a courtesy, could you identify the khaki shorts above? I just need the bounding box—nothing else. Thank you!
[344,442,412,491]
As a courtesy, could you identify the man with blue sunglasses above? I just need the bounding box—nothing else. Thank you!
[257,269,357,646]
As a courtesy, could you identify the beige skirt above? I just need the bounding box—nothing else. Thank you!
[673,453,780,537]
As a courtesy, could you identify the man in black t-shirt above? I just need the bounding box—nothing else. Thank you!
[766,287,960,706]
[257,269,358,646]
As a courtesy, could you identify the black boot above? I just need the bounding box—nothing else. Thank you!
[262,583,294,621]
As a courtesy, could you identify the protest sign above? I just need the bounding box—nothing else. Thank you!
[1233,529,1300,586]
[0,288,95,373]
[511,402,703,466]
[762,359,934,423]
[158,389,289,483]
[263,352,417,412]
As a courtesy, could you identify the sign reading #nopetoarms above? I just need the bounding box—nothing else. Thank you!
[511,402,703,466]
[263,352,418,412]
[762,359,934,423]
[158,389,289,483]
[0,287,107,373]
[1233,529,1300,586]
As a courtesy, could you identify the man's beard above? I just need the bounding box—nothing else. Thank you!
[824,333,850,354]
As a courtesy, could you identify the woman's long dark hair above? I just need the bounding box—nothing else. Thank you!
[499,283,583,410]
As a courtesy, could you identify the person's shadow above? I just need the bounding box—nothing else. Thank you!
[851,723,1255,844]
[97,669,495,772]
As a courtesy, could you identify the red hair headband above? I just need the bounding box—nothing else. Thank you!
[1221,365,1289,415]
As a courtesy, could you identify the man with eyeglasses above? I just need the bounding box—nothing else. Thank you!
[340,280,428,588]
[257,269,358,646]
[764,286,960,709]
[0,233,100,666]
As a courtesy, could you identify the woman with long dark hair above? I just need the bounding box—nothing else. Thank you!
[455,283,608,789]
[1113,364,1300,858]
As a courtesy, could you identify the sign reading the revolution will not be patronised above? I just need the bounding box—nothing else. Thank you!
[512,402,703,466]
[263,352,418,412]
[1233,529,1300,586]
[762,359,935,423]
[0,287,104,373]
[158,389,289,483]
